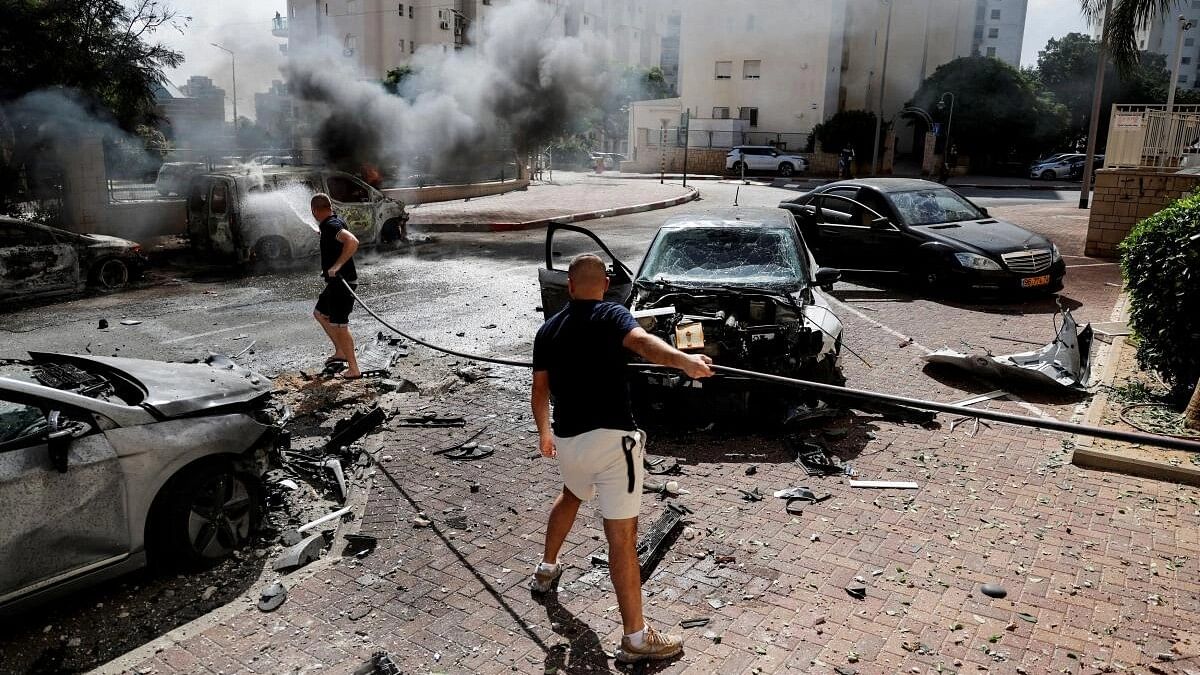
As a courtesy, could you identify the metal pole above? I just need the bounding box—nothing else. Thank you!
[1079,0,1112,210]
[871,0,893,175]
[681,109,690,188]
[1168,16,1192,114]
[942,92,955,177]
[212,43,237,138]
[660,122,667,184]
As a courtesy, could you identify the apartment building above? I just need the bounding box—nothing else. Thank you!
[285,0,674,82]
[1097,3,1200,90]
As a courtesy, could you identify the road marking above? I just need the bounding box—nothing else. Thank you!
[163,321,270,345]
[1066,262,1118,268]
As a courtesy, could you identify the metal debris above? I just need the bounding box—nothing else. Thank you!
[257,581,287,612]
[325,406,386,452]
[845,584,867,599]
[981,583,1008,599]
[343,533,378,557]
[353,651,402,675]
[273,533,325,571]
[680,617,710,629]
[848,480,919,489]
[591,502,691,580]
[297,506,354,533]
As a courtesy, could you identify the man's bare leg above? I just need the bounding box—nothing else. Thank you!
[603,517,645,635]
[314,312,345,361]
[329,325,360,377]
[542,487,582,564]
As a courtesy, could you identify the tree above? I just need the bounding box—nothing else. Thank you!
[909,57,1069,168]
[1085,0,1182,75]
[382,65,414,97]
[1035,32,1171,148]
[811,110,878,156]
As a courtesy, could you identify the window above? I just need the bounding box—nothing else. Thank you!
[743,60,761,79]
[398,3,403,16]
[1183,74,1191,83]
[712,106,730,119]
[739,106,759,127]
[1188,37,1196,47]
[327,175,372,203]
[584,15,590,25]
[988,27,999,38]
[409,5,413,18]
[0,399,45,451]
[986,46,996,57]
[715,61,732,79]
[344,34,357,54]
[410,41,415,53]
[746,14,756,31]
[399,39,405,51]
[346,0,357,14]
[991,9,1000,19]
[1185,56,1193,65]
[210,184,228,215]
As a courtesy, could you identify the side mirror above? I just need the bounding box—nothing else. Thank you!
[814,267,842,290]
[978,207,990,217]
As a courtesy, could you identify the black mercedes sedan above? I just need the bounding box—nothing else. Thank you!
[778,178,1065,295]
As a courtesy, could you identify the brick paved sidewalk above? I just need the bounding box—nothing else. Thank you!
[117,360,1200,674]
[407,172,693,229]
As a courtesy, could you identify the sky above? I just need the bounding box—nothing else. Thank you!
[1022,0,1091,66]
[156,0,288,121]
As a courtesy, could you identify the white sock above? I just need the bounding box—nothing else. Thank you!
[537,560,559,572]
[625,628,646,647]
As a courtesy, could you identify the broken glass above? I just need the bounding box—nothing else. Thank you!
[638,227,807,285]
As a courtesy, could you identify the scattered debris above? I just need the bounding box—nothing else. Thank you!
[845,584,867,599]
[773,486,831,504]
[297,506,354,533]
[645,456,683,475]
[738,487,765,502]
[989,335,1044,347]
[925,307,1092,391]
[119,319,141,326]
[394,414,466,428]
[348,605,371,621]
[789,438,843,476]
[324,458,348,502]
[591,502,691,580]
[325,406,386,452]
[644,480,682,496]
[950,390,1008,407]
[353,651,403,675]
[981,583,1008,599]
[257,582,287,612]
[411,516,432,528]
[97,319,108,329]
[744,465,757,476]
[1016,612,1038,623]
[273,533,326,571]
[848,480,919,489]
[343,533,378,557]
[680,617,710,629]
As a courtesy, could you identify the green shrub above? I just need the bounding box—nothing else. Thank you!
[1120,191,1200,399]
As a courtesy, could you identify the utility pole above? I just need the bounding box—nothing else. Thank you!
[1168,15,1195,114]
[681,109,691,188]
[212,43,238,136]
[871,0,893,176]
[1080,0,1112,210]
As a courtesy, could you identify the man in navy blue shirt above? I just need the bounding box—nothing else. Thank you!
[530,254,713,664]
[311,193,362,378]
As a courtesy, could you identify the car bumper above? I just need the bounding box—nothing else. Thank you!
[945,259,1067,293]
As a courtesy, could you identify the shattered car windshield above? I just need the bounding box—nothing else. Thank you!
[638,226,807,285]
[888,189,984,226]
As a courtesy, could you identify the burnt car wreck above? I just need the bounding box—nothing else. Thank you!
[0,352,285,616]
[1,216,147,303]
[538,212,847,421]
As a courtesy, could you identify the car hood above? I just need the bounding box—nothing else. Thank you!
[80,234,137,249]
[916,219,1050,255]
[29,352,272,418]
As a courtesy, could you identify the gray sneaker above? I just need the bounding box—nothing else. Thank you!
[615,624,683,663]
[529,562,562,593]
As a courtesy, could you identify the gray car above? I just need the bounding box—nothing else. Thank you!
[0,352,284,616]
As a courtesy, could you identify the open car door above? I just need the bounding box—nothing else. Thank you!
[538,222,634,320]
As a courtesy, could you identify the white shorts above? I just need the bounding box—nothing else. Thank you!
[555,428,646,520]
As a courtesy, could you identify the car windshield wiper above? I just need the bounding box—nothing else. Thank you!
[714,283,802,297]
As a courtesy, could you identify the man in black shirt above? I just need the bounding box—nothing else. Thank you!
[530,254,713,664]
[311,193,361,378]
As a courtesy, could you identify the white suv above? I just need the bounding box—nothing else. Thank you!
[727,146,809,177]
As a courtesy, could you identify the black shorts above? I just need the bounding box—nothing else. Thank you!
[315,281,356,325]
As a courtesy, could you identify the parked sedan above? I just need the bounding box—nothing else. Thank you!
[1030,153,1082,180]
[0,216,146,303]
[0,352,284,615]
[778,178,1065,295]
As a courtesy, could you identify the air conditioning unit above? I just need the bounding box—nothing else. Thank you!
[343,48,356,56]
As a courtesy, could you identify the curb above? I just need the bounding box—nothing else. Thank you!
[413,186,701,233]
[598,173,725,181]
[947,182,1078,191]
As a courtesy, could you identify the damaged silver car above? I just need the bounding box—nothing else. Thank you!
[0,352,284,615]
[538,210,845,417]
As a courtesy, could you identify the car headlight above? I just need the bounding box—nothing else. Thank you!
[1051,243,1061,262]
[953,252,1002,271]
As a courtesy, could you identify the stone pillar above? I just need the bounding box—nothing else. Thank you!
[58,136,108,234]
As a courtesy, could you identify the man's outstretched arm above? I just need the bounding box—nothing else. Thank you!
[622,327,714,379]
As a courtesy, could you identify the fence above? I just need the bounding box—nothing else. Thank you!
[1105,104,1200,169]
[636,128,810,152]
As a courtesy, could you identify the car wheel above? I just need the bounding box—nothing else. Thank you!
[779,162,795,177]
[1040,169,1056,180]
[92,258,130,290]
[150,460,262,567]
[731,161,746,173]
[254,236,291,263]
[380,217,405,245]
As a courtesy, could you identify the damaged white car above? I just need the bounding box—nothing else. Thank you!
[538,210,845,418]
[0,353,284,615]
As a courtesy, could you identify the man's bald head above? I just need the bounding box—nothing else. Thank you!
[568,254,609,300]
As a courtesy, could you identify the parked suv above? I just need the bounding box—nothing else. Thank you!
[1029,154,1083,180]
[726,146,809,177]
[185,167,409,265]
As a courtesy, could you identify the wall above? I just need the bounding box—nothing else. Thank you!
[620,147,728,174]
[382,178,529,205]
[1086,168,1200,257]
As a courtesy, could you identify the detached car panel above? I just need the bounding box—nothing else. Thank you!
[0,353,283,616]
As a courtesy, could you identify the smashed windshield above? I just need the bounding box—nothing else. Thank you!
[888,188,984,226]
[639,226,807,285]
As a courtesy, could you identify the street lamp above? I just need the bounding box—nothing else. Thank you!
[870,0,894,176]
[937,92,956,177]
[1167,15,1195,114]
[211,43,238,132]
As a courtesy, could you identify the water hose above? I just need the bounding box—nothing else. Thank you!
[341,279,1200,453]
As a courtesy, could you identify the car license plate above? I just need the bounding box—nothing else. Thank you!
[1021,275,1051,288]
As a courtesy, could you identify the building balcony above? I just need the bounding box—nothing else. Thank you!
[272,16,288,38]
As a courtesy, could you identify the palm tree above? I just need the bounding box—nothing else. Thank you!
[1086,0,1182,74]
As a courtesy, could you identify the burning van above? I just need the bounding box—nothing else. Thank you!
[185,167,408,265]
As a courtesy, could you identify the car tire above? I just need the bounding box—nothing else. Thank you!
[1040,169,1056,180]
[380,217,405,245]
[91,258,130,290]
[254,236,291,265]
[731,161,747,173]
[779,162,795,177]
[148,459,262,568]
